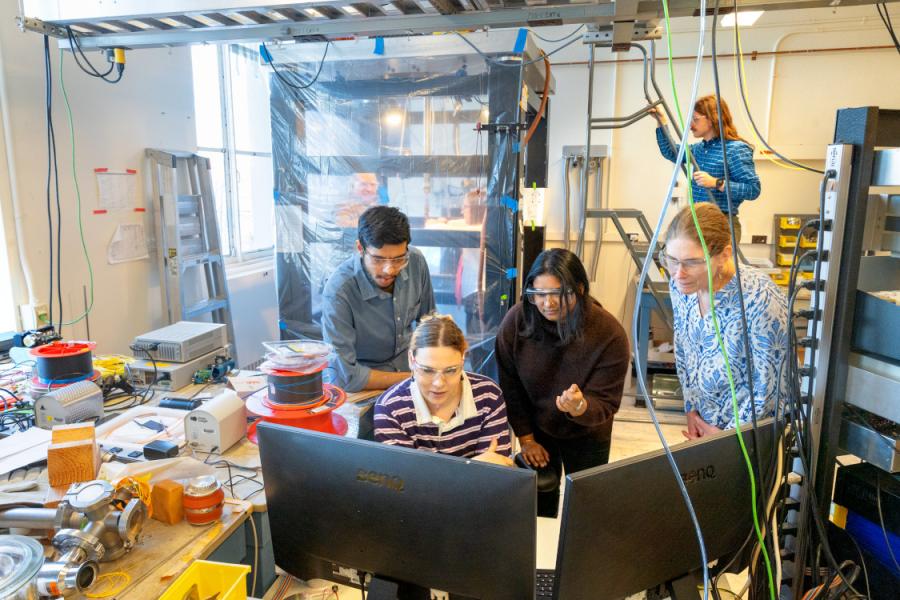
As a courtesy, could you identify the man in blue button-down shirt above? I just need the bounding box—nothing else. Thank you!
[321,206,436,392]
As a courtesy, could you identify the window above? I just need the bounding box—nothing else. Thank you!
[191,44,274,263]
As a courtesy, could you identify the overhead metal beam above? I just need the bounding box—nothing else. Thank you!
[51,4,619,49]
[20,0,894,50]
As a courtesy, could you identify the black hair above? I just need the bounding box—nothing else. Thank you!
[519,248,590,346]
[357,206,411,249]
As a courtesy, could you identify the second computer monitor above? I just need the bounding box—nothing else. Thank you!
[257,422,537,600]
[554,419,777,600]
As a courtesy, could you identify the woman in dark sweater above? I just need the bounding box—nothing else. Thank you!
[496,248,630,517]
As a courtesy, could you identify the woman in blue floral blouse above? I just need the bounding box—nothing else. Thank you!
[662,204,788,439]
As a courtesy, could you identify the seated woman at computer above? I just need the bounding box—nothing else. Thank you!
[496,248,630,517]
[663,203,788,439]
[374,314,514,466]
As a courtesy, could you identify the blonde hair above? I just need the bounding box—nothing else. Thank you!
[665,204,733,256]
[410,314,467,356]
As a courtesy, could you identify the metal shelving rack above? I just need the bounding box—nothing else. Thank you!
[788,107,900,597]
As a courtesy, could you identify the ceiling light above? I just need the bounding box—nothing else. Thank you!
[720,11,764,27]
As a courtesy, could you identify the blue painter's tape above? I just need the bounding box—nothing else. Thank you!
[512,142,520,153]
[273,189,280,201]
[501,195,518,213]
[505,268,518,280]
[513,28,528,53]
[259,44,273,64]
[377,186,390,205]
[278,320,287,330]
[374,37,385,55]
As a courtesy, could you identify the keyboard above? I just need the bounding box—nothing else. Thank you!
[535,569,556,599]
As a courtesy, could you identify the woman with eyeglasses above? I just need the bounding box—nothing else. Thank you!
[664,203,788,440]
[495,248,629,517]
[374,314,514,466]
[651,95,760,242]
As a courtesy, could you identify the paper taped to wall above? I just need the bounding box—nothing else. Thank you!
[108,223,149,264]
[96,170,138,210]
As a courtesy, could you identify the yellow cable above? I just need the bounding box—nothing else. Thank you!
[84,572,131,597]
[733,14,819,172]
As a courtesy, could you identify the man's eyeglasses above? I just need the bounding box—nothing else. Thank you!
[524,288,576,304]
[412,362,464,380]
[661,254,708,272]
[365,251,410,268]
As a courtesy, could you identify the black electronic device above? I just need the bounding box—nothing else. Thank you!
[257,422,537,600]
[158,397,203,411]
[143,439,180,460]
[12,325,61,349]
[553,419,777,600]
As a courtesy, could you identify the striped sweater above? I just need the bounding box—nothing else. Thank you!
[656,127,761,215]
[374,372,511,459]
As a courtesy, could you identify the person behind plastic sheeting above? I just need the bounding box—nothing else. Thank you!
[321,206,436,392]
[374,314,513,466]
[495,248,630,518]
[334,172,383,227]
[651,95,760,242]
[663,203,788,440]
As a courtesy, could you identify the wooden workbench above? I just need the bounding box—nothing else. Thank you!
[70,498,253,600]
[1,386,382,599]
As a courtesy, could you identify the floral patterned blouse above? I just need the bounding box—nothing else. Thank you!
[671,266,789,429]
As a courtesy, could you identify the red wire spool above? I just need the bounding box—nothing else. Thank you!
[245,383,348,443]
[261,364,326,406]
[30,341,97,385]
[30,370,101,395]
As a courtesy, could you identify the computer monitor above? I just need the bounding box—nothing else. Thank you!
[553,419,777,600]
[256,422,537,600]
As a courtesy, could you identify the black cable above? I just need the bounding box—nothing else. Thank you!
[44,36,55,330]
[66,27,124,83]
[262,41,330,91]
[711,7,774,597]
[732,1,824,174]
[66,27,114,78]
[876,3,900,56]
[43,36,64,335]
[360,571,366,600]
[528,24,586,44]
[753,175,838,598]
[129,346,158,404]
[783,370,865,598]
[875,472,900,575]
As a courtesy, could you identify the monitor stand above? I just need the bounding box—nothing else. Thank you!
[366,577,430,600]
[366,577,477,600]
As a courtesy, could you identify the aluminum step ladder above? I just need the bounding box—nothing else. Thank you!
[146,149,236,361]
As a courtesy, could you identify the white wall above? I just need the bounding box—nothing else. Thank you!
[0,3,196,353]
[538,5,900,314]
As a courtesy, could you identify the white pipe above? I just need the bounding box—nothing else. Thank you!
[764,31,799,140]
[0,34,37,311]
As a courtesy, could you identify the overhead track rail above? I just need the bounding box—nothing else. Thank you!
[18,0,891,49]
